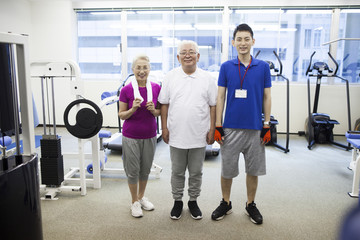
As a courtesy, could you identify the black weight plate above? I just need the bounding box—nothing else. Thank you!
[63,99,103,139]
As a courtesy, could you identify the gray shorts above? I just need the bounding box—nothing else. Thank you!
[122,136,157,184]
[220,128,266,178]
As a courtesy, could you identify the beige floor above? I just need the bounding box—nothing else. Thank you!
[38,127,359,240]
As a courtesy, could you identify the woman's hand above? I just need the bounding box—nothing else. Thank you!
[146,101,161,117]
[132,98,142,111]
[146,101,155,113]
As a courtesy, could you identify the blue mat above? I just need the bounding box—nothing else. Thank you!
[0,135,42,154]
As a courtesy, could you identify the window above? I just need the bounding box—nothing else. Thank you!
[173,10,222,72]
[76,8,358,83]
[77,11,122,79]
[338,10,360,83]
[126,10,174,81]
[229,9,282,61]
[77,9,222,81]
[313,30,321,47]
[277,9,332,82]
[304,29,312,48]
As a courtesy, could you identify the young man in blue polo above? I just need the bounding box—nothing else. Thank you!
[211,23,272,224]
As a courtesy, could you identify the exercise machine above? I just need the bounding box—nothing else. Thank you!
[256,50,290,153]
[0,32,43,240]
[346,131,360,198]
[31,60,102,199]
[304,51,352,150]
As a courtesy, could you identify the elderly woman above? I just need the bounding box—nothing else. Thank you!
[118,54,161,218]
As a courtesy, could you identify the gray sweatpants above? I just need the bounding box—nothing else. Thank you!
[170,146,206,201]
[122,136,157,184]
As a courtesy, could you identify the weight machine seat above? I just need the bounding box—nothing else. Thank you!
[313,62,330,72]
[99,130,112,139]
[0,136,12,147]
[262,114,279,125]
[347,138,360,149]
[346,132,360,148]
[346,131,360,139]
[346,131,360,198]
[312,113,340,125]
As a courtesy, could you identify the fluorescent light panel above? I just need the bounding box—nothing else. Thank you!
[340,9,360,13]
[90,12,121,15]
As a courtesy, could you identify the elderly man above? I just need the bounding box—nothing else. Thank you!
[158,40,217,220]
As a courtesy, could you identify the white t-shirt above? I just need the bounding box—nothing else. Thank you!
[158,67,217,149]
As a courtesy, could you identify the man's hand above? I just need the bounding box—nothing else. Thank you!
[207,128,215,145]
[214,126,225,144]
[162,128,169,144]
[260,126,271,144]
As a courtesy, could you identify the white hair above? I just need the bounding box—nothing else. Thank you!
[177,40,199,55]
[132,54,150,69]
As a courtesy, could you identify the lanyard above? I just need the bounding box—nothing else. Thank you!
[237,56,252,90]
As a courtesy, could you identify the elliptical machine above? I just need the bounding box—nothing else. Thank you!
[255,50,290,153]
[305,51,352,150]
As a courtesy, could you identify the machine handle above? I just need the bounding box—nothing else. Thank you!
[306,51,316,76]
[117,73,135,95]
[273,50,283,75]
[327,52,339,76]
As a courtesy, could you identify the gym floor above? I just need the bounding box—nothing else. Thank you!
[38,127,358,240]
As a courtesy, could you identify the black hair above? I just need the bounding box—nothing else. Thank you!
[233,23,254,39]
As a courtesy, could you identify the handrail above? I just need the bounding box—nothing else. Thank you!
[322,38,360,46]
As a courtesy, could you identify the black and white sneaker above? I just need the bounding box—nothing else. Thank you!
[211,199,232,221]
[188,201,202,220]
[245,201,263,224]
[170,201,183,220]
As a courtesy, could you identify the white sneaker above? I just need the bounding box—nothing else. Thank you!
[139,197,155,211]
[131,201,143,218]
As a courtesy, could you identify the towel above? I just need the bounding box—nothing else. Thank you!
[131,78,153,104]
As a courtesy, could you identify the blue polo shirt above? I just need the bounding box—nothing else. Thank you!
[218,57,271,130]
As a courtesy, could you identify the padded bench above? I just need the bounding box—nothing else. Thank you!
[346,131,360,198]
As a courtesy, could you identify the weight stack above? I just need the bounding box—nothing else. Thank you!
[40,137,64,186]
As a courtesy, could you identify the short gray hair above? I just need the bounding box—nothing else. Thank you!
[132,54,150,69]
[177,40,199,55]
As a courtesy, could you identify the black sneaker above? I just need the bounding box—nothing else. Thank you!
[245,201,263,224]
[170,201,183,220]
[211,199,232,221]
[188,201,202,220]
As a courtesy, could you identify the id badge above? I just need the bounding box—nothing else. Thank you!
[235,89,247,98]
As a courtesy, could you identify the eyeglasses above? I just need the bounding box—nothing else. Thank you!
[179,51,197,56]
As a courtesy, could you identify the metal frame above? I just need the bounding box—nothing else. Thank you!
[0,33,35,155]
[306,51,352,150]
[31,60,101,200]
[347,135,360,198]
[255,50,290,153]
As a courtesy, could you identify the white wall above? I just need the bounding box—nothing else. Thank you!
[0,0,31,35]
[1,0,360,135]
[272,82,360,134]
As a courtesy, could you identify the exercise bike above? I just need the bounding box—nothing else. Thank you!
[255,50,290,153]
[304,51,352,150]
